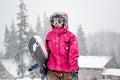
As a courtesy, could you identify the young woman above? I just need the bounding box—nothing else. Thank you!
[45,11,79,80]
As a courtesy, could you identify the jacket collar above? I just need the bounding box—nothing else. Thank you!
[52,27,67,35]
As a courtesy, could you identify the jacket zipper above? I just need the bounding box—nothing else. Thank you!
[58,30,62,68]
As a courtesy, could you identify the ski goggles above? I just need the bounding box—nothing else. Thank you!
[51,18,65,25]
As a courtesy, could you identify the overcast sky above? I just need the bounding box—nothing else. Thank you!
[0,0,120,53]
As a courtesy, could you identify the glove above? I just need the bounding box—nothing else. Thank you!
[40,68,48,75]
[70,72,78,80]
[28,68,33,71]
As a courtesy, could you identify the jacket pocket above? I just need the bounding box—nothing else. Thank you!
[64,41,70,52]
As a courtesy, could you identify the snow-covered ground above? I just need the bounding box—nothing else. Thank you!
[0,78,41,80]
[17,77,41,80]
[1,59,19,78]
[0,59,41,80]
[0,56,120,79]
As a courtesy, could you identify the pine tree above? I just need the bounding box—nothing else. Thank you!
[28,25,35,37]
[116,46,120,68]
[16,0,30,78]
[8,20,18,58]
[36,15,42,35]
[3,25,10,58]
[0,51,3,59]
[90,41,99,55]
[76,25,88,55]
[43,12,51,40]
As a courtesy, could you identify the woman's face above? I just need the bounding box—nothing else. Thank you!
[53,24,63,28]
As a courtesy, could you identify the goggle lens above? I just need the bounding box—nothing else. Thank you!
[51,18,64,25]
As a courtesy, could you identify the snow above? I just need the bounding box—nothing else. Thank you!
[16,77,41,80]
[0,59,41,80]
[23,53,30,66]
[1,59,19,78]
[102,68,120,76]
[1,56,118,80]
[78,56,112,69]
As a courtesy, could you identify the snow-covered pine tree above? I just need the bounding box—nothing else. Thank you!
[116,46,120,68]
[16,0,30,78]
[76,25,88,55]
[89,41,99,55]
[28,25,35,38]
[8,20,18,58]
[0,51,3,59]
[3,25,10,58]
[43,12,51,40]
[86,31,120,67]
[35,15,42,36]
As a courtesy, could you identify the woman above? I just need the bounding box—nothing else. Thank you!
[45,11,79,80]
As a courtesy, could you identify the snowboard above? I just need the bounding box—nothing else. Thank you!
[28,35,48,74]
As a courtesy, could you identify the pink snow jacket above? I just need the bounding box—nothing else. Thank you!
[45,12,79,72]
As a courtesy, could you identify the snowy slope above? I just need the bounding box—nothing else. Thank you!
[1,59,19,78]
[17,77,41,80]
[0,59,41,80]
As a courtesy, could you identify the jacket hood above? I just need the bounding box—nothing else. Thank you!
[50,11,69,29]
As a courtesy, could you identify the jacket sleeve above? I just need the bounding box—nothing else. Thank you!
[69,34,79,72]
[45,33,51,54]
